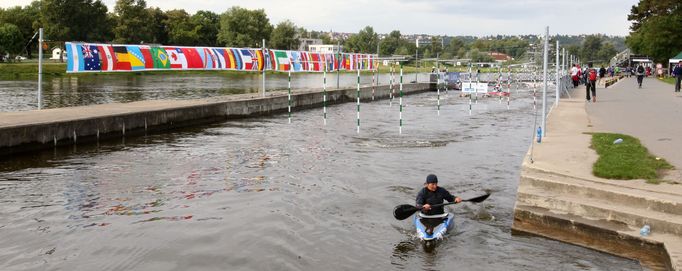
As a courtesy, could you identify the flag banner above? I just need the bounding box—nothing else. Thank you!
[66,42,376,73]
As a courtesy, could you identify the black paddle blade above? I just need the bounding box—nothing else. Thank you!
[465,193,490,203]
[393,204,419,220]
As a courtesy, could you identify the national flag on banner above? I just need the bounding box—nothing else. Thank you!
[301,52,309,71]
[310,53,320,71]
[271,50,290,71]
[164,47,187,69]
[126,46,146,70]
[150,47,170,69]
[230,49,242,70]
[97,45,114,71]
[198,47,215,69]
[182,48,204,69]
[139,46,155,69]
[66,42,84,72]
[240,49,256,70]
[112,46,132,71]
[212,48,226,69]
[83,45,101,71]
[206,48,218,69]
[288,51,298,71]
[255,49,265,71]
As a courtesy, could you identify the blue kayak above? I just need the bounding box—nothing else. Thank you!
[414,212,454,241]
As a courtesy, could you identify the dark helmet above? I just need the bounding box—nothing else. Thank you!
[425,174,438,184]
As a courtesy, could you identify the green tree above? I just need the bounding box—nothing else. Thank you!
[164,9,199,45]
[0,2,40,57]
[40,0,112,42]
[191,10,219,47]
[217,6,272,48]
[430,36,442,56]
[470,48,493,62]
[445,37,466,58]
[344,26,378,53]
[597,43,617,65]
[379,30,401,56]
[0,23,25,61]
[626,0,682,63]
[269,20,299,50]
[112,0,154,43]
[395,45,411,55]
[581,35,603,62]
[147,7,169,44]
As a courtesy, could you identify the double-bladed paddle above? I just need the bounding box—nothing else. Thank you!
[392,193,490,220]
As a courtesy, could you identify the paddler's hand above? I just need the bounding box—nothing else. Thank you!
[422,204,431,211]
[455,197,462,203]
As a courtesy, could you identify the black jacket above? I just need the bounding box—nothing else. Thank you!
[416,187,456,215]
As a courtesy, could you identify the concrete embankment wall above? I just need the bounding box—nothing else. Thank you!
[511,84,681,271]
[0,83,434,157]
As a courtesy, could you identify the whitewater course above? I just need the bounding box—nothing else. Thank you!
[0,69,680,270]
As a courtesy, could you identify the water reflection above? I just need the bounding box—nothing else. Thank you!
[1,72,430,112]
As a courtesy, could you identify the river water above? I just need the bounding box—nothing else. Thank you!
[0,76,640,270]
[0,72,428,112]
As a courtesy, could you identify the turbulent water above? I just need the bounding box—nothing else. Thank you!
[0,84,641,270]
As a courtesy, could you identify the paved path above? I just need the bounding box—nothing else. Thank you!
[517,77,682,270]
[587,76,682,172]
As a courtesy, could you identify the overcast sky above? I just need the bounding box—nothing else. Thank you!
[1,0,639,36]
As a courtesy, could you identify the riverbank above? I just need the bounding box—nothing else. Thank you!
[0,62,529,80]
[0,62,433,80]
[0,82,433,157]
[512,77,682,270]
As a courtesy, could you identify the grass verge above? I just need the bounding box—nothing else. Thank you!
[658,77,676,85]
[590,133,673,183]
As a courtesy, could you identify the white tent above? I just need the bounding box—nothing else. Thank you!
[668,52,682,73]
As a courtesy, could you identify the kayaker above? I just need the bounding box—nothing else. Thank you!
[416,174,462,216]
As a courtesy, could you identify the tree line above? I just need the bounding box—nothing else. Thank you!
[625,0,682,63]
[0,0,303,61]
[0,0,627,66]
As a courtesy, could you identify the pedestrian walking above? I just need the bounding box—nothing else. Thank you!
[673,61,682,93]
[571,64,579,87]
[598,65,606,85]
[636,65,645,88]
[586,63,598,102]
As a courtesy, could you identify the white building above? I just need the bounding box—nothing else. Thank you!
[51,48,65,60]
[308,44,343,53]
[298,38,323,51]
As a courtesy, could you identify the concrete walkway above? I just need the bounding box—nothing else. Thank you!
[0,83,431,156]
[513,77,682,271]
[588,76,682,176]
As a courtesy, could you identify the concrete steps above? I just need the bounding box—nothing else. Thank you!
[521,168,682,216]
[517,187,682,236]
[514,168,682,270]
[513,204,678,271]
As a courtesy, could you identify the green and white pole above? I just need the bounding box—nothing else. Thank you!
[475,67,479,104]
[399,64,404,134]
[533,66,537,111]
[389,64,394,104]
[356,67,361,134]
[288,66,292,123]
[372,69,375,101]
[437,73,441,116]
[468,65,472,115]
[498,67,503,104]
[507,67,511,110]
[262,39,266,98]
[323,66,327,125]
[444,67,449,93]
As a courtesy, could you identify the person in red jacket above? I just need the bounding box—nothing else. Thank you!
[585,63,598,102]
